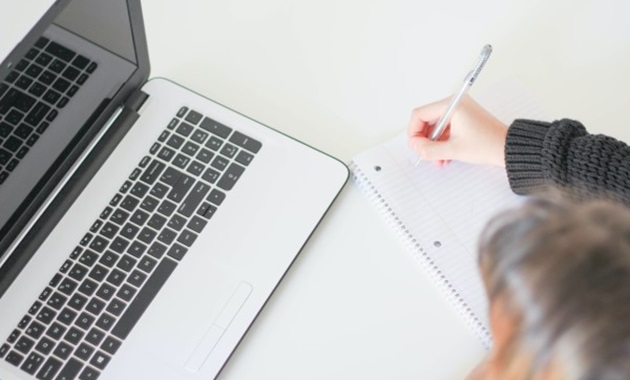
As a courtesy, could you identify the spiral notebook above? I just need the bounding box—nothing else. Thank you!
[349,82,546,347]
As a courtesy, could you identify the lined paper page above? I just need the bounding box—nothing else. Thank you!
[350,80,546,346]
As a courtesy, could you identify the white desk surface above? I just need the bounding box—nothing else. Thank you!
[6,0,630,379]
[139,1,630,379]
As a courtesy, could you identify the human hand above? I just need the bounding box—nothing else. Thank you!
[407,95,507,167]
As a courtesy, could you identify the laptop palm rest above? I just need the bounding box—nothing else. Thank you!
[185,281,253,372]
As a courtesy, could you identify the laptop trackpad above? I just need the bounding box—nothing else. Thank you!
[185,281,253,372]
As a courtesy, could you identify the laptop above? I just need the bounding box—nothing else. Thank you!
[0,1,348,379]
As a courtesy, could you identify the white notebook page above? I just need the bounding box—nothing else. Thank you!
[350,80,546,347]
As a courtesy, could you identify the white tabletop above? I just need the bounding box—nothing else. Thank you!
[139,1,630,379]
[7,0,630,378]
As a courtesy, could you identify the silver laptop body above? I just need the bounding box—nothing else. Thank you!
[0,1,348,379]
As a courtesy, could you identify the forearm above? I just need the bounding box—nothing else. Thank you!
[505,119,630,204]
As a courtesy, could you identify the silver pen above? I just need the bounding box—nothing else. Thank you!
[414,44,492,165]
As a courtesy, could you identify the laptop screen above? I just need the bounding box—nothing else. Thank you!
[0,0,148,265]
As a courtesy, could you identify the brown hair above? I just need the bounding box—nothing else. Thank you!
[478,197,630,379]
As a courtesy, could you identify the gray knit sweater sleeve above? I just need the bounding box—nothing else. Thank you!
[505,118,630,204]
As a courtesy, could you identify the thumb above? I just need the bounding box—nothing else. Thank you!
[408,136,455,162]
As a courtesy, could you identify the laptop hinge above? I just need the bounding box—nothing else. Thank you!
[124,89,149,113]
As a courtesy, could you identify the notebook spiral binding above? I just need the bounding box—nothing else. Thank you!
[349,161,492,349]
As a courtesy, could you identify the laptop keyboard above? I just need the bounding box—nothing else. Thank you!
[0,37,98,185]
[0,107,261,379]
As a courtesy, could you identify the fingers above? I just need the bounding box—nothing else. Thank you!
[407,97,450,138]
[408,135,455,162]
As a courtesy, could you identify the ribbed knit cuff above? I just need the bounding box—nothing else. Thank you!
[505,119,551,195]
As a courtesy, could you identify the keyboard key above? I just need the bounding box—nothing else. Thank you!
[140,159,165,185]
[110,236,129,253]
[167,174,195,203]
[68,293,88,311]
[167,214,186,232]
[57,308,77,326]
[205,135,223,151]
[74,343,95,361]
[217,163,245,191]
[229,130,262,153]
[62,66,80,81]
[177,229,198,247]
[190,129,208,144]
[25,63,43,78]
[64,326,84,345]
[25,321,46,340]
[150,182,169,199]
[75,312,96,331]
[101,336,122,355]
[111,258,177,340]
[137,227,158,245]
[117,284,137,302]
[85,328,105,346]
[187,215,207,234]
[6,350,24,367]
[78,250,99,268]
[35,52,53,66]
[176,107,188,118]
[184,109,203,125]
[71,54,90,69]
[186,160,205,176]
[220,143,238,158]
[88,263,108,282]
[175,121,194,137]
[172,153,190,169]
[18,315,32,329]
[52,77,71,93]
[147,241,167,259]
[178,182,210,217]
[200,117,232,138]
[3,136,22,153]
[107,298,127,316]
[95,313,117,332]
[167,243,188,261]
[196,148,214,163]
[90,351,111,371]
[35,37,49,49]
[25,102,51,126]
[34,337,55,355]
[85,298,106,316]
[210,156,228,171]
[14,335,35,354]
[157,228,177,245]
[46,41,76,62]
[166,134,184,149]
[147,214,167,230]
[130,209,150,226]
[97,282,116,302]
[0,343,8,358]
[36,356,63,379]
[35,306,56,324]
[182,141,200,156]
[99,250,119,268]
[206,189,225,207]
[46,322,66,340]
[196,202,217,219]
[140,195,160,212]
[20,352,45,375]
[86,62,98,73]
[1,88,36,113]
[79,366,101,380]
[52,341,73,360]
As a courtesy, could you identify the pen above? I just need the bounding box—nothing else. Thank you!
[414,44,492,166]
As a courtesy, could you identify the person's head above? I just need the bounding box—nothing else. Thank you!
[471,198,630,380]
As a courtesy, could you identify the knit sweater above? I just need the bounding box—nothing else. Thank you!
[505,119,630,204]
